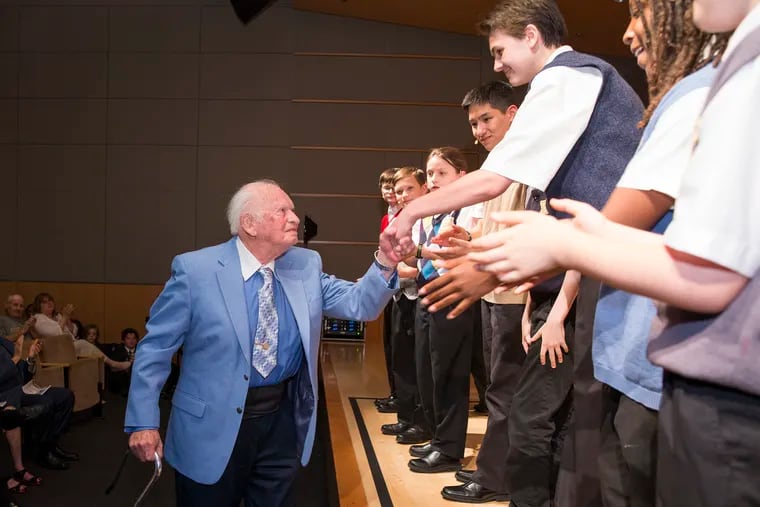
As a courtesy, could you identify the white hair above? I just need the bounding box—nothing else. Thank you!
[226,179,281,235]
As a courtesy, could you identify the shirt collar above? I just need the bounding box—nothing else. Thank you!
[544,45,573,66]
[235,236,276,281]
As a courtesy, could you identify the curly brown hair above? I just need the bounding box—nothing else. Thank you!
[635,0,731,126]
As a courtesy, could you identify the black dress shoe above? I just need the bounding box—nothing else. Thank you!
[395,426,431,444]
[472,402,488,414]
[53,446,80,462]
[408,450,461,473]
[376,399,399,413]
[37,451,70,470]
[441,480,509,503]
[380,422,409,435]
[409,442,434,458]
[455,469,475,483]
[375,395,396,407]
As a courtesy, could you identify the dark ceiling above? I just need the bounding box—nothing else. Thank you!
[293,0,633,57]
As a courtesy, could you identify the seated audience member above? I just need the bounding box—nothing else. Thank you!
[82,324,103,350]
[30,293,130,372]
[106,328,138,396]
[0,334,77,471]
[0,295,34,341]
[1,404,37,507]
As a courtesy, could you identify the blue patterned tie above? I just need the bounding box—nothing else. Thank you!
[252,267,278,378]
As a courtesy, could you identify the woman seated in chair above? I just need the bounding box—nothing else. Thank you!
[30,293,130,372]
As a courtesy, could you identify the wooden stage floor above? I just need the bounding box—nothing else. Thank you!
[320,320,509,506]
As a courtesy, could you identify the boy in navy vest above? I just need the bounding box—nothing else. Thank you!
[383,1,643,505]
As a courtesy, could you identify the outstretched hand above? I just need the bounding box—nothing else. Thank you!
[467,200,597,285]
[382,212,416,259]
[430,224,469,247]
[418,258,500,319]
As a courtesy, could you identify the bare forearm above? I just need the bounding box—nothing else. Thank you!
[547,270,580,322]
[602,188,674,230]
[558,227,747,313]
[402,171,511,223]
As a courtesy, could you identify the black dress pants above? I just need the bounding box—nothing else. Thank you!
[415,303,473,458]
[391,296,425,427]
[656,373,760,507]
[598,386,658,507]
[506,293,574,507]
[21,387,74,451]
[175,388,299,507]
[554,277,604,507]
[472,302,526,493]
[381,300,395,396]
[469,300,488,405]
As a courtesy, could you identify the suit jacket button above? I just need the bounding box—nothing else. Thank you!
[236,407,242,414]
[244,375,249,381]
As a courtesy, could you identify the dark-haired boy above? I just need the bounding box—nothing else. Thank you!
[384,1,643,505]
[108,327,139,396]
[441,81,525,502]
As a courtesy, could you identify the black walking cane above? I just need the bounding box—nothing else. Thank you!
[105,450,163,507]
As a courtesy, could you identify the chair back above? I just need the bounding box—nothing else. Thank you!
[39,334,77,363]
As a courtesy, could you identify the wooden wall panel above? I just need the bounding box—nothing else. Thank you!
[291,195,383,243]
[16,146,107,282]
[104,284,163,342]
[291,102,471,150]
[292,55,480,104]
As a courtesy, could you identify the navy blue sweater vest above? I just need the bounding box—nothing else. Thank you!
[531,51,643,296]
[540,51,643,217]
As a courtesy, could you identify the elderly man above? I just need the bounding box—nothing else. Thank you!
[126,180,399,507]
[0,295,33,340]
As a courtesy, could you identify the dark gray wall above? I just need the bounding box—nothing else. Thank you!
[0,0,644,282]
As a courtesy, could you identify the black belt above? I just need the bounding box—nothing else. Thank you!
[243,381,288,418]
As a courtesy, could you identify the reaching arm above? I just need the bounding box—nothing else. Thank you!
[602,187,674,230]
[401,170,510,226]
[558,229,746,314]
[469,205,747,314]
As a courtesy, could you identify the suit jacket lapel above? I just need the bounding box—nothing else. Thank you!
[276,257,311,359]
[216,240,251,360]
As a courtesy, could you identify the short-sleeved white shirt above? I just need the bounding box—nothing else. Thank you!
[457,203,484,232]
[617,78,711,199]
[480,46,603,191]
[664,5,760,277]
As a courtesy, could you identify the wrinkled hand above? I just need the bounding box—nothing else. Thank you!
[377,234,400,267]
[527,318,569,369]
[383,213,416,258]
[129,429,163,462]
[13,336,23,357]
[419,258,500,319]
[431,224,469,247]
[468,211,568,285]
[28,339,41,358]
[22,317,36,335]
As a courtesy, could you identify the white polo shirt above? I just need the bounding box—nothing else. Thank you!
[664,5,760,277]
[617,73,712,199]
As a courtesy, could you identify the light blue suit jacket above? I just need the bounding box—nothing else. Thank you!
[125,238,396,484]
